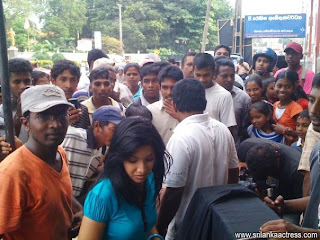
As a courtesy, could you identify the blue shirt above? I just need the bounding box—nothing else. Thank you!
[83,172,156,240]
[133,85,142,99]
[247,125,284,143]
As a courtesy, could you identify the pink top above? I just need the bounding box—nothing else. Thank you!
[274,66,315,94]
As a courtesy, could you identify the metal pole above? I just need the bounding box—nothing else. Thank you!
[201,0,212,52]
[0,0,16,150]
[117,3,123,43]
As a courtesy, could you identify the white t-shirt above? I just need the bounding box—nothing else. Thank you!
[147,100,179,145]
[164,113,239,239]
[205,83,237,127]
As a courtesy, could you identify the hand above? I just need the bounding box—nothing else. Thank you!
[68,210,83,238]
[264,195,285,214]
[272,123,286,135]
[163,99,178,120]
[238,162,248,171]
[261,219,303,233]
[0,136,22,155]
[68,107,82,125]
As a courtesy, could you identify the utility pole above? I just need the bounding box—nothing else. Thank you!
[0,0,16,150]
[201,0,212,52]
[117,3,123,44]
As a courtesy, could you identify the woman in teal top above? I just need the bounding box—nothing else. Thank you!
[78,117,171,240]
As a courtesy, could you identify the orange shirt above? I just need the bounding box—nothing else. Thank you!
[297,98,309,110]
[0,146,73,240]
[273,101,303,130]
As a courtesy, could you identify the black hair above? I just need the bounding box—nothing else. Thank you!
[31,70,49,85]
[312,73,320,89]
[214,44,231,56]
[87,49,108,67]
[214,55,229,62]
[124,63,140,75]
[89,66,110,83]
[140,64,161,79]
[181,52,197,67]
[158,65,183,85]
[215,58,235,75]
[172,78,207,112]
[262,78,276,99]
[152,61,170,70]
[245,74,263,88]
[276,70,299,85]
[51,60,80,80]
[102,117,172,229]
[297,109,310,120]
[249,101,275,125]
[125,103,153,120]
[8,58,32,76]
[193,53,215,70]
[276,55,288,69]
[246,143,279,181]
[168,58,176,64]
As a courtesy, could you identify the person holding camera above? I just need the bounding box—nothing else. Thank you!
[238,138,304,224]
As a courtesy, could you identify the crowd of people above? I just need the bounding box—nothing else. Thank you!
[0,41,319,240]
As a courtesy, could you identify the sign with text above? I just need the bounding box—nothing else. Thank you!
[245,14,306,38]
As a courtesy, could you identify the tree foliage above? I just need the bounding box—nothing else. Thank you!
[83,0,233,54]
[3,0,233,55]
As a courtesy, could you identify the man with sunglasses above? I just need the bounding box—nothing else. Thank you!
[81,66,123,123]
[0,85,79,239]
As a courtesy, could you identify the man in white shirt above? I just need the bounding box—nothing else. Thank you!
[156,79,239,239]
[193,53,236,129]
[147,65,183,144]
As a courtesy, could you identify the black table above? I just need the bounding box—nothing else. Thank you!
[176,184,280,240]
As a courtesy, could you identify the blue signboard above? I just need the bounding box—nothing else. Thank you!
[245,14,306,38]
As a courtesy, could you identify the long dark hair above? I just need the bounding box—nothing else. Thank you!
[102,116,171,206]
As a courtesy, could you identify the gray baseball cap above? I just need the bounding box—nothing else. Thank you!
[21,84,73,115]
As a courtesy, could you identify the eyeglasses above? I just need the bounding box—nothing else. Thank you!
[29,113,68,123]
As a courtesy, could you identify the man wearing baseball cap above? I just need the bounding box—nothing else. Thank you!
[0,85,76,239]
[61,105,124,203]
[275,42,315,94]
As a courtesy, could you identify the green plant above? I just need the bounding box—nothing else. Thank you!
[32,52,51,61]
[51,53,65,63]
[30,60,53,68]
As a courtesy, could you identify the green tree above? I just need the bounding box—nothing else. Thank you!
[101,36,124,55]
[42,0,87,50]
[83,0,232,54]
[52,53,66,63]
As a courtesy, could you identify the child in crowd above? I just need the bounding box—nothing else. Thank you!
[263,78,278,105]
[291,110,311,152]
[31,70,50,85]
[247,101,284,143]
[272,70,303,144]
[245,75,264,104]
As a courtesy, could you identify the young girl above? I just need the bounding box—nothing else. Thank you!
[124,63,142,99]
[247,101,284,143]
[263,78,278,105]
[245,75,264,103]
[78,117,171,240]
[291,110,311,152]
[272,70,303,141]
